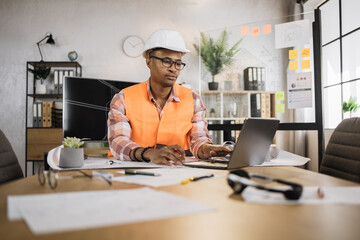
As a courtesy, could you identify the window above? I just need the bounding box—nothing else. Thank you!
[320,0,360,129]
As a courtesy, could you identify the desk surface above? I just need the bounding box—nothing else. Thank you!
[0,167,359,240]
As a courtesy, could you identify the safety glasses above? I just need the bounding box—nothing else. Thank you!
[150,56,186,70]
[227,169,303,200]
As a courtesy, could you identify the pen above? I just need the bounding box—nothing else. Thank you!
[181,174,214,184]
[125,169,160,176]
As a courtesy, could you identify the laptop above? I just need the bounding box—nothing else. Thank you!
[183,118,280,170]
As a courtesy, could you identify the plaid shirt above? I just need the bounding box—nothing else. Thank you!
[107,80,211,160]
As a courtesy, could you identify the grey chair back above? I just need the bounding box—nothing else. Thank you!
[0,130,24,184]
[320,117,360,183]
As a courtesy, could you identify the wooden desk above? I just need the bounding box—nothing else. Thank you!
[0,167,359,240]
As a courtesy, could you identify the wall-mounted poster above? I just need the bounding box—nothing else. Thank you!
[287,72,312,109]
[275,19,310,49]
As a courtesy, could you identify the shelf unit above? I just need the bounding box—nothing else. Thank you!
[25,61,82,176]
[199,90,276,144]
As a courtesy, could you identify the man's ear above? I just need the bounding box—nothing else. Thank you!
[146,57,151,68]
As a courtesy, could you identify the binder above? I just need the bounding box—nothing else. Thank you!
[59,70,64,94]
[42,102,47,127]
[260,93,271,118]
[54,70,59,94]
[33,103,38,127]
[257,68,261,90]
[252,68,258,90]
[243,67,253,90]
[69,70,74,77]
[37,102,42,127]
[250,94,261,117]
[47,101,54,127]
[260,68,266,91]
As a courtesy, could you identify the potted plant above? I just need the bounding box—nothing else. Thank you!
[342,96,359,118]
[59,137,85,168]
[193,30,242,90]
[28,66,51,94]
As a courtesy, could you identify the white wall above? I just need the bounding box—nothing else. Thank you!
[0,0,300,174]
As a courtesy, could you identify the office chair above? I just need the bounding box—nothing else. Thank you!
[320,117,360,183]
[0,129,24,184]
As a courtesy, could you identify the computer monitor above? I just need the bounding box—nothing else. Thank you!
[63,77,137,141]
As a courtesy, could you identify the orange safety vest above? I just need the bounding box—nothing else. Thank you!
[124,81,194,150]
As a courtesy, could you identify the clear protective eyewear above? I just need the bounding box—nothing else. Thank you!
[37,168,111,189]
[227,169,303,200]
[150,56,186,70]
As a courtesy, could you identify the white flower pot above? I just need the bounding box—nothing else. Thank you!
[35,82,47,94]
[59,148,84,168]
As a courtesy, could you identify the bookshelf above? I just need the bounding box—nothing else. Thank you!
[25,61,82,176]
[199,90,276,144]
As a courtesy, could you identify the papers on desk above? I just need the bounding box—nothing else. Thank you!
[114,167,221,187]
[8,188,214,235]
[258,148,310,166]
[48,146,170,170]
[242,186,360,205]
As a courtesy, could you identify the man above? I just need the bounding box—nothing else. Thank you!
[108,29,231,166]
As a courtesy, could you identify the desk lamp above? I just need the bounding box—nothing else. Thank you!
[37,32,55,61]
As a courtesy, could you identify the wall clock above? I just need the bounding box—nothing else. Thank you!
[122,35,145,58]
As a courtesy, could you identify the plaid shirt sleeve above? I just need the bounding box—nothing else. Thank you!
[107,91,140,160]
[190,91,212,158]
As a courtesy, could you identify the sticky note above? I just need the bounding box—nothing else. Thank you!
[275,104,285,113]
[241,26,249,35]
[275,91,285,101]
[301,60,311,69]
[251,27,260,36]
[301,48,310,58]
[262,24,272,34]
[289,50,298,60]
[289,61,298,70]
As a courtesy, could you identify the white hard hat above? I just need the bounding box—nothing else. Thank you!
[142,29,190,58]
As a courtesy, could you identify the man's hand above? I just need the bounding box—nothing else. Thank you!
[144,144,185,166]
[197,143,232,159]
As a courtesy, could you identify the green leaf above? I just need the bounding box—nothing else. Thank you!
[193,30,242,82]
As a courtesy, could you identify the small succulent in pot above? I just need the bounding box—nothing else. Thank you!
[63,137,84,149]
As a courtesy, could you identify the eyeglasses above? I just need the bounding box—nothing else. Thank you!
[37,168,111,189]
[227,169,303,200]
[150,56,186,70]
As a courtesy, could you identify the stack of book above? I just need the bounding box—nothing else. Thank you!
[243,67,266,90]
[51,101,63,128]
[250,93,271,118]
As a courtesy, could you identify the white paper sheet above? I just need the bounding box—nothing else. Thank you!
[275,19,310,49]
[183,148,310,168]
[242,186,360,204]
[8,188,214,235]
[287,72,313,109]
[258,148,310,166]
[48,146,170,170]
[113,167,222,187]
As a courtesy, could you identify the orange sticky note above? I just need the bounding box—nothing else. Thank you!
[289,61,298,70]
[289,50,298,60]
[301,60,311,69]
[262,24,272,34]
[251,27,260,36]
[301,48,310,58]
[241,26,249,35]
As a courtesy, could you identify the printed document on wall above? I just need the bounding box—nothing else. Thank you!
[275,19,310,49]
[287,72,312,109]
